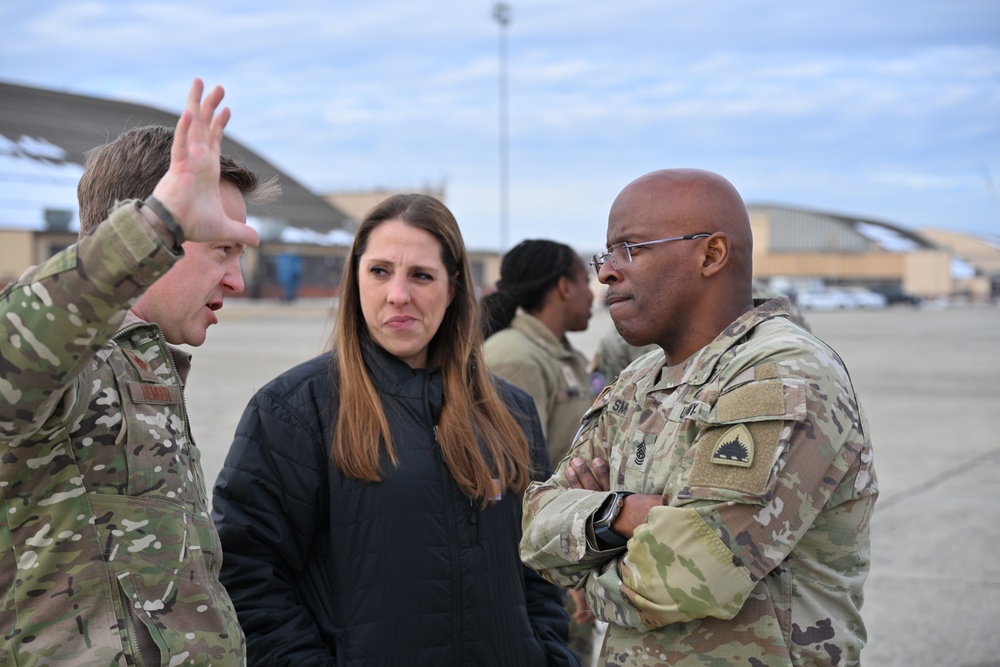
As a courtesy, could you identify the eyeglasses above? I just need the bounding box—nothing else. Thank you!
[589,233,711,276]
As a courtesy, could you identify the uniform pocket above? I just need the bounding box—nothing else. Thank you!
[106,351,192,499]
[117,571,167,667]
[96,495,243,664]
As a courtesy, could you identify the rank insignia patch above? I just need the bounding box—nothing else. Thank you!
[710,424,754,467]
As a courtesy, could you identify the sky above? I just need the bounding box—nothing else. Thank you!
[1,1,998,252]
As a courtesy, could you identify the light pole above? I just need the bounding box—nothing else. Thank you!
[492,2,511,252]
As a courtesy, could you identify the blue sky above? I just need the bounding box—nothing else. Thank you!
[1,1,998,252]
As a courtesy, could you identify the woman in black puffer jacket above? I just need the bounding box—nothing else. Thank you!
[212,194,579,667]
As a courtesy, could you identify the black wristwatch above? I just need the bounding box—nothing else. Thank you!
[593,491,633,549]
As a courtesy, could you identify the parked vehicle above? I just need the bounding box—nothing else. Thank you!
[870,285,922,305]
[843,287,888,309]
[795,288,858,310]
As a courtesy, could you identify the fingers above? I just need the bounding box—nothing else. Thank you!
[565,457,608,491]
[185,77,206,116]
[186,78,224,131]
[227,220,261,249]
[201,84,225,122]
[593,458,610,489]
[173,79,204,161]
[173,79,217,164]
[210,105,231,149]
[201,85,228,150]
[176,79,227,150]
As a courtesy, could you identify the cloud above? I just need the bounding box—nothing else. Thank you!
[1,0,998,249]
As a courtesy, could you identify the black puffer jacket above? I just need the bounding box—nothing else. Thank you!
[213,345,579,667]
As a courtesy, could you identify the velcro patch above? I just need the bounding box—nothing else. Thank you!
[127,381,182,405]
[755,362,780,380]
[689,421,784,496]
[716,379,786,421]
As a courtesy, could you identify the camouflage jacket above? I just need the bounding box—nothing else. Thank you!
[0,202,244,666]
[484,310,595,467]
[520,297,878,666]
[590,281,810,385]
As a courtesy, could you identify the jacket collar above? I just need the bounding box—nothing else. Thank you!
[360,336,443,423]
[510,309,577,360]
[647,295,797,392]
[120,309,193,383]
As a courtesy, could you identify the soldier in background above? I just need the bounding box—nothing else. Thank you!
[480,239,600,664]
[0,79,277,665]
[590,280,810,386]
[481,239,597,468]
[520,168,878,666]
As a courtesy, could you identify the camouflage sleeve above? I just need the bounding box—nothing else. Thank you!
[586,355,874,631]
[0,201,178,444]
[520,391,618,589]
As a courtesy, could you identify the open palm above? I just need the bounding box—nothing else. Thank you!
[149,79,260,247]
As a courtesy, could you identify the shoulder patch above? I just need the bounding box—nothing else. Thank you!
[710,424,754,467]
[689,421,784,496]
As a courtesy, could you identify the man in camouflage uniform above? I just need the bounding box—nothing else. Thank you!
[0,80,275,666]
[520,168,878,666]
[590,280,810,386]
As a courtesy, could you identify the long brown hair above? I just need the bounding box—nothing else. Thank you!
[331,194,532,502]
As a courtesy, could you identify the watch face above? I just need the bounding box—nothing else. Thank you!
[597,494,620,525]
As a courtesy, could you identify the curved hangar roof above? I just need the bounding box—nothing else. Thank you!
[0,81,353,234]
[747,203,936,253]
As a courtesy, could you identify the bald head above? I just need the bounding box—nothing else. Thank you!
[602,168,755,362]
[614,168,751,266]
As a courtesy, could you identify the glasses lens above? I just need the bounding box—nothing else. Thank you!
[608,242,629,269]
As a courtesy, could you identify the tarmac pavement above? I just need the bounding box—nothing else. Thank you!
[185,298,1000,667]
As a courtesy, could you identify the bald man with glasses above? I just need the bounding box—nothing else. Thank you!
[520,168,878,667]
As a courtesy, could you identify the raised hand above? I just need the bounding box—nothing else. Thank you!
[149,78,260,247]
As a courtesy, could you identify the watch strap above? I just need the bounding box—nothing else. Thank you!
[143,196,186,250]
[594,520,629,549]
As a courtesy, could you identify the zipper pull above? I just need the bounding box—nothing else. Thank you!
[469,496,478,542]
